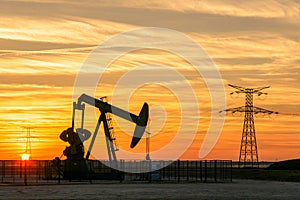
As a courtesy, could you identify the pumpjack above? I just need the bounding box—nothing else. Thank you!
[58,93,149,180]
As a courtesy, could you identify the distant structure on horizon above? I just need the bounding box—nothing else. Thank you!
[21,126,38,160]
[222,84,278,168]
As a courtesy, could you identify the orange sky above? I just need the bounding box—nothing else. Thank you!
[0,0,300,161]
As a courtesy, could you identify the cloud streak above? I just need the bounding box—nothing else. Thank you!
[0,0,299,160]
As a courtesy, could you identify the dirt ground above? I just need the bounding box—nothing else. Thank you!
[0,179,299,199]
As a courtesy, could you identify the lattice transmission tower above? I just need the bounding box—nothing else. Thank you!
[222,84,278,168]
[21,126,38,159]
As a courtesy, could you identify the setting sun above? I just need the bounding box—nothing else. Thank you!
[0,0,299,162]
[21,154,30,161]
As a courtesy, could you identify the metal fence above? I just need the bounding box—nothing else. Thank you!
[0,160,232,185]
[0,160,56,185]
[120,160,232,183]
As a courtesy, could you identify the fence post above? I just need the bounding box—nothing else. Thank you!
[214,160,217,182]
[19,160,22,179]
[58,162,61,185]
[195,161,198,182]
[24,160,27,185]
[167,161,170,181]
[204,160,207,183]
[3,161,5,179]
[161,161,164,181]
[177,160,180,183]
[200,161,202,182]
[230,160,233,182]
[186,161,189,181]
[88,160,92,184]
[36,161,38,183]
[38,161,41,181]
[222,161,225,181]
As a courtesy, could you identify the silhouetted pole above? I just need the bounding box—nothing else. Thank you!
[24,160,27,185]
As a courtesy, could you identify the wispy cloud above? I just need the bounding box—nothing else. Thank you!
[0,0,299,160]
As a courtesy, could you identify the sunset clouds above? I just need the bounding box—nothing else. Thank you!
[0,0,299,160]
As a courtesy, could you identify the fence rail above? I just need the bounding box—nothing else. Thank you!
[0,160,232,185]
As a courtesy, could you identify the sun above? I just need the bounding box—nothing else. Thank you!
[21,153,30,160]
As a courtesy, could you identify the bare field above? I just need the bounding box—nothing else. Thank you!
[0,180,300,199]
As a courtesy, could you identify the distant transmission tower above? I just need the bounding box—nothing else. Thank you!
[223,84,278,168]
[21,126,38,159]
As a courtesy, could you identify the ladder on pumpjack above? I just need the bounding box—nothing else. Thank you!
[100,96,119,152]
